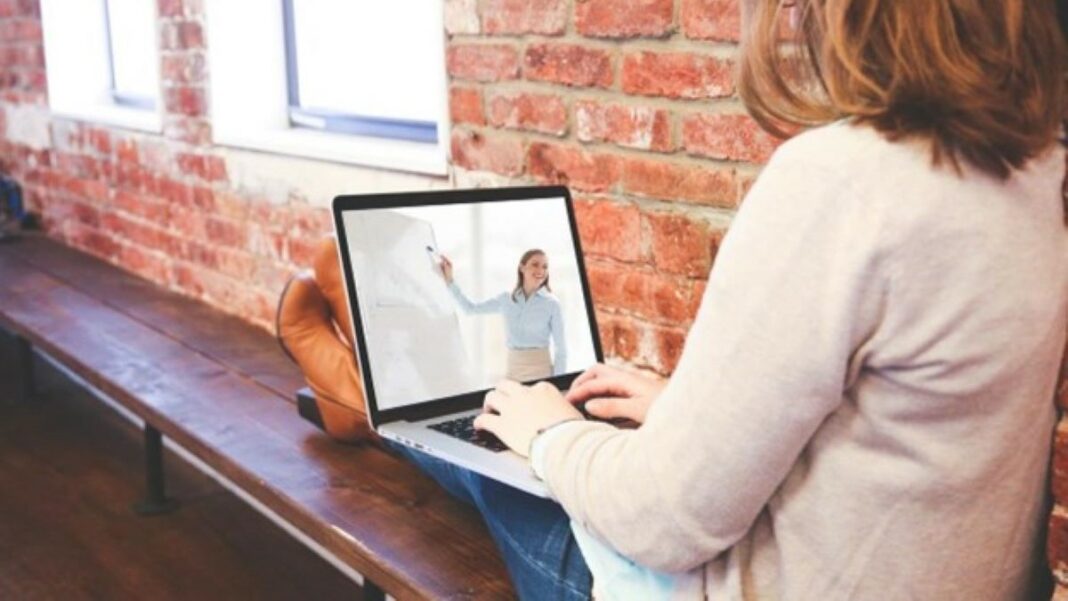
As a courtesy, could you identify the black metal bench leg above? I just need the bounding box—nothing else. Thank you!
[133,425,179,516]
[362,580,385,601]
[14,334,33,403]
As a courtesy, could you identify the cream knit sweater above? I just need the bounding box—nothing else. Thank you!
[543,122,1068,600]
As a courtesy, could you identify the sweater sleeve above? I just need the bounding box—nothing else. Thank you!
[448,282,503,314]
[540,147,892,572]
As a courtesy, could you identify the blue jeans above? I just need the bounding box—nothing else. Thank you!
[385,441,593,600]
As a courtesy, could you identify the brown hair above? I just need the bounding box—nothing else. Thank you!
[511,249,551,302]
[738,0,1066,181]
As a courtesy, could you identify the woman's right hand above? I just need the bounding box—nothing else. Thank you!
[439,255,454,284]
[564,363,666,424]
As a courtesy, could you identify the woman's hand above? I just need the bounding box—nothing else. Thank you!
[564,363,666,424]
[439,255,454,284]
[474,380,584,458]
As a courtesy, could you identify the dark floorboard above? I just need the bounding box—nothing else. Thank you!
[0,329,363,601]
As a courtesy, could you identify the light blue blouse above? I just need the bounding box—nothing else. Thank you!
[448,282,567,376]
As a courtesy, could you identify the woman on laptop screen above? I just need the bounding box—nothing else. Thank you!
[437,249,566,382]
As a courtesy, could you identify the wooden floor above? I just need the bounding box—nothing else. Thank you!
[0,330,363,600]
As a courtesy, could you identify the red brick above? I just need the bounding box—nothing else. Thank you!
[115,138,138,164]
[114,190,169,223]
[12,43,43,68]
[160,21,203,50]
[173,262,205,296]
[119,243,173,284]
[652,325,687,373]
[683,113,781,163]
[649,273,703,323]
[161,53,206,84]
[14,0,38,18]
[524,43,613,88]
[169,206,207,239]
[450,130,525,176]
[83,127,111,155]
[594,310,617,356]
[1050,509,1068,576]
[447,44,520,82]
[623,157,737,208]
[586,261,622,308]
[67,199,100,227]
[681,0,740,41]
[645,211,720,277]
[482,0,567,35]
[175,152,227,182]
[15,18,41,41]
[575,99,673,152]
[576,0,674,38]
[587,265,705,327]
[157,0,184,18]
[450,87,485,126]
[176,152,204,177]
[80,180,110,204]
[67,223,119,260]
[622,51,732,99]
[574,198,642,262]
[203,156,227,182]
[205,216,248,249]
[163,86,207,117]
[55,153,102,179]
[527,142,621,193]
[177,238,217,269]
[217,248,256,280]
[613,316,640,361]
[156,178,192,206]
[190,186,215,210]
[487,92,567,136]
[1053,425,1068,505]
[163,117,212,146]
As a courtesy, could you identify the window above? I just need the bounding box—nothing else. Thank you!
[104,0,158,110]
[206,1,449,175]
[40,0,161,131]
[282,1,440,144]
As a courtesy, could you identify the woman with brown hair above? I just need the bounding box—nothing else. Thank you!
[282,0,1068,598]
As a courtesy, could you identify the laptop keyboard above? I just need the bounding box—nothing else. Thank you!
[427,415,508,453]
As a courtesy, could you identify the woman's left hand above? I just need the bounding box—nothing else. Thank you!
[474,380,584,458]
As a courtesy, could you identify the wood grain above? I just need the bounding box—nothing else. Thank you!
[0,235,514,600]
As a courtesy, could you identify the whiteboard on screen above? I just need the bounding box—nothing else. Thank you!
[344,210,473,410]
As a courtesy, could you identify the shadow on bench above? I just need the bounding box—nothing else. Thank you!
[0,234,513,600]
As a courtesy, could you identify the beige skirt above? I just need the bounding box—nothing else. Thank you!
[506,348,552,382]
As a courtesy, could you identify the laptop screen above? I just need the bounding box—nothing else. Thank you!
[336,188,601,416]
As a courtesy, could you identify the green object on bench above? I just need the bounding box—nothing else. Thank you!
[0,234,513,600]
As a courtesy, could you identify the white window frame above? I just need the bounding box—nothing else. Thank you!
[204,0,450,176]
[39,0,162,133]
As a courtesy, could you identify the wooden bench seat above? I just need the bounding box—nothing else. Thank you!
[0,234,513,600]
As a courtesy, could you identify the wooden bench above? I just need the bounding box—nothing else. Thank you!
[0,234,513,600]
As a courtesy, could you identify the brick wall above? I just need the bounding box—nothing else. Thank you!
[445,0,778,374]
[0,0,1063,594]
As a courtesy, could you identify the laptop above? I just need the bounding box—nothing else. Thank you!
[332,185,604,497]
